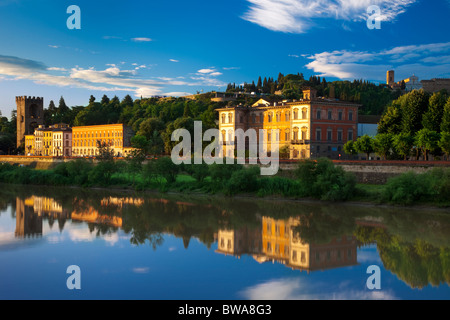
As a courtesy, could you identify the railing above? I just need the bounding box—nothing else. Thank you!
[291,140,310,145]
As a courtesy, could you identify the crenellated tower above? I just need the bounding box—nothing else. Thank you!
[16,96,44,148]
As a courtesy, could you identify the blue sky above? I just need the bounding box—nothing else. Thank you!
[0,0,449,117]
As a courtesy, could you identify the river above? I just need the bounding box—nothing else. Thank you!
[0,184,449,300]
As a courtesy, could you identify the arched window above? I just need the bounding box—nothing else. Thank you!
[301,127,307,140]
[302,108,307,119]
[293,109,298,120]
[228,113,233,123]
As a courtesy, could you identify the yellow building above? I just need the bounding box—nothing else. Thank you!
[71,124,133,157]
[24,135,35,155]
[217,88,360,160]
[42,128,53,156]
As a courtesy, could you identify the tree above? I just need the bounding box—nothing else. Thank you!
[438,132,450,161]
[354,135,375,160]
[441,97,450,133]
[401,90,429,135]
[100,95,110,105]
[374,133,393,160]
[378,104,402,134]
[393,133,414,160]
[415,129,440,161]
[126,135,149,186]
[422,92,447,132]
[137,118,165,140]
[96,141,115,161]
[343,140,358,156]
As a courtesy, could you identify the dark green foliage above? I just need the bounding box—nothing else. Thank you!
[208,160,243,182]
[224,166,260,195]
[295,158,356,201]
[383,168,450,205]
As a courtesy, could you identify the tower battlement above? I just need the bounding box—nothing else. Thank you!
[16,96,44,103]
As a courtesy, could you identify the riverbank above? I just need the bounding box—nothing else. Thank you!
[1,158,450,209]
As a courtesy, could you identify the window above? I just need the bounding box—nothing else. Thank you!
[260,113,263,123]
[276,112,280,122]
[252,114,256,123]
[337,130,343,141]
[349,111,353,121]
[348,130,354,141]
[285,130,290,141]
[221,114,225,124]
[302,108,307,119]
[328,110,332,120]
[228,113,233,123]
[285,112,290,121]
[338,111,343,121]
[316,110,321,120]
[292,250,297,262]
[301,128,307,140]
[316,129,321,141]
[268,113,273,123]
[327,130,332,141]
[293,109,298,120]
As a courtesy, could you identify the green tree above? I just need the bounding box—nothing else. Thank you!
[422,92,447,132]
[378,104,402,134]
[415,129,440,161]
[393,133,414,160]
[343,140,358,156]
[374,133,393,160]
[441,97,450,133]
[401,90,429,135]
[354,135,375,160]
[438,132,450,161]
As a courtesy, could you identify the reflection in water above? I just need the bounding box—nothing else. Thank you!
[215,217,357,272]
[4,187,450,290]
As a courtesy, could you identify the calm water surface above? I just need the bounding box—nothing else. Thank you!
[0,185,449,300]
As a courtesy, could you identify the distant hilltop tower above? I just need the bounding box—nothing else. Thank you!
[387,70,395,87]
[16,96,44,148]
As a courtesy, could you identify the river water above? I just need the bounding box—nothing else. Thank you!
[0,184,449,300]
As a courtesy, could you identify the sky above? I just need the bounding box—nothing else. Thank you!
[0,0,450,117]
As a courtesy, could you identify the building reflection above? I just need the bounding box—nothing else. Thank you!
[216,216,358,272]
[14,196,128,237]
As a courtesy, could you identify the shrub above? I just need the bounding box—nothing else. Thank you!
[224,166,259,195]
[295,158,356,201]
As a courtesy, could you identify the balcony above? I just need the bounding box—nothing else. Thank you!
[291,140,310,145]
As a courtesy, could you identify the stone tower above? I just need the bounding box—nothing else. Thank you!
[16,96,44,148]
[387,70,395,87]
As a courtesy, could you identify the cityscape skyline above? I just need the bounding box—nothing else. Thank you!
[0,0,450,117]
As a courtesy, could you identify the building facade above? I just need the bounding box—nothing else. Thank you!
[24,135,35,155]
[71,123,133,157]
[52,125,72,157]
[217,88,360,160]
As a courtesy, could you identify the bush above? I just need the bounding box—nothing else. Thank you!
[295,158,356,201]
[208,160,243,182]
[383,168,450,205]
[224,166,259,195]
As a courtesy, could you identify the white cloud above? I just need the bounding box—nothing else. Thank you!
[131,37,152,42]
[0,54,227,99]
[197,68,216,74]
[304,42,450,81]
[240,278,398,300]
[132,267,150,274]
[242,0,417,33]
[48,45,60,49]
[223,67,240,70]
[169,59,179,63]
[47,67,67,72]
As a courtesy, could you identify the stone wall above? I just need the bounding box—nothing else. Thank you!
[278,160,450,184]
